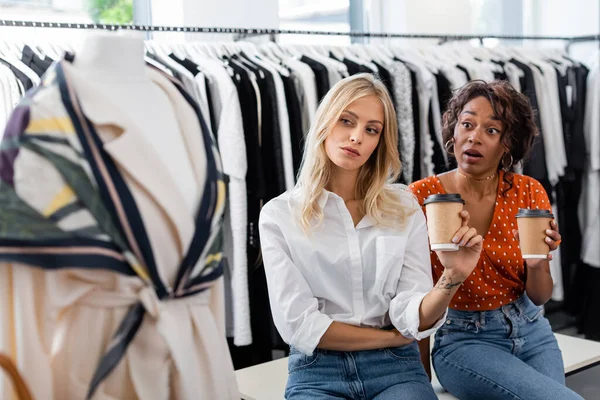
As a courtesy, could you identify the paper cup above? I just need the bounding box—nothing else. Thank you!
[516,209,553,259]
[424,194,465,252]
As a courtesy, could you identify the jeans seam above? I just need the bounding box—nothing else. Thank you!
[437,353,522,400]
[382,348,420,362]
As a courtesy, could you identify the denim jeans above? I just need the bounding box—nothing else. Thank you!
[432,294,584,400]
[285,341,437,399]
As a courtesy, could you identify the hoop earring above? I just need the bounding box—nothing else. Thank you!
[444,139,455,156]
[502,153,514,171]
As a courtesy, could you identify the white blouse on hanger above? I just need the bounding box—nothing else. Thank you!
[580,57,600,268]
[529,58,567,185]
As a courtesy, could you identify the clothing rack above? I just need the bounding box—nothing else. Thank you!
[1,19,598,45]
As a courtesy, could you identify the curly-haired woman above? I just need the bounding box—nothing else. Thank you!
[410,80,583,400]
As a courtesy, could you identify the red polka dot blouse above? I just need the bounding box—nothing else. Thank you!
[409,171,552,311]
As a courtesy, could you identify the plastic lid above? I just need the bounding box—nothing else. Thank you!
[516,208,554,218]
[423,193,465,206]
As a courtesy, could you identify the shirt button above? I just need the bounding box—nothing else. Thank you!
[446,320,452,325]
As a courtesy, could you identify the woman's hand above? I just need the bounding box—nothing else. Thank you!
[512,220,561,268]
[387,328,415,348]
[434,210,483,282]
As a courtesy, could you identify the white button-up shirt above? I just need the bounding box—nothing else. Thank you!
[259,184,446,355]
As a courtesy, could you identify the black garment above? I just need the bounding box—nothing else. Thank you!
[21,45,53,77]
[435,72,453,115]
[572,263,600,341]
[408,68,422,182]
[225,56,286,369]
[428,100,447,174]
[373,61,397,107]
[435,71,457,171]
[227,61,270,370]
[204,75,218,137]
[343,58,373,76]
[145,52,182,81]
[281,73,304,178]
[456,64,472,81]
[237,54,286,200]
[509,59,552,196]
[229,60,265,244]
[556,65,589,171]
[490,60,509,81]
[0,58,34,91]
[300,56,329,102]
[554,64,589,310]
[168,53,200,76]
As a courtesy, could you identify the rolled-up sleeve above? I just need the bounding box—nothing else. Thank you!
[389,207,447,340]
[258,206,333,355]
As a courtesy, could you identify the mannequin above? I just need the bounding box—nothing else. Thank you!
[68,32,201,213]
[0,31,239,400]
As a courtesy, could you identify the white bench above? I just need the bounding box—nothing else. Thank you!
[235,333,600,400]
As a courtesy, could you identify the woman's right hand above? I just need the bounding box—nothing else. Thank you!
[434,210,483,282]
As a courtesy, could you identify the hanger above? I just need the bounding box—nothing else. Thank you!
[327,45,345,61]
[259,43,281,64]
[267,42,289,60]
[36,42,59,60]
[350,44,373,62]
[367,44,393,65]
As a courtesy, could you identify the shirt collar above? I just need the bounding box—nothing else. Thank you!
[317,189,330,210]
[317,189,375,230]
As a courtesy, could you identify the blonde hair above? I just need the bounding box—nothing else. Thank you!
[296,73,412,233]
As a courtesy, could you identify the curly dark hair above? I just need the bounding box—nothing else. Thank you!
[442,80,539,195]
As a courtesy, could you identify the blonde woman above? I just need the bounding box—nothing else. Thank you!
[259,74,483,399]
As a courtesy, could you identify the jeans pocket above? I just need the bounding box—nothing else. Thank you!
[383,343,420,362]
[523,306,544,323]
[288,349,320,373]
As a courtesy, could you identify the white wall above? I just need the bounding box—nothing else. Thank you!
[524,0,600,63]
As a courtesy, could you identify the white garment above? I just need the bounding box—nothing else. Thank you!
[258,185,446,355]
[387,61,416,182]
[402,58,436,178]
[504,62,524,93]
[579,59,600,268]
[0,64,26,135]
[190,58,252,345]
[441,65,469,90]
[550,202,564,301]
[529,60,567,185]
[467,60,497,83]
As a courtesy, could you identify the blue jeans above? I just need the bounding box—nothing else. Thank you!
[432,294,584,400]
[286,341,437,399]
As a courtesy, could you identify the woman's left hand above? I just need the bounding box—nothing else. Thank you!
[512,220,561,268]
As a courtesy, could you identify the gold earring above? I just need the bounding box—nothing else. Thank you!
[502,153,514,171]
[444,139,455,156]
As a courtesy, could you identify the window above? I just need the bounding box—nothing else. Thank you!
[278,0,351,45]
[0,0,135,42]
